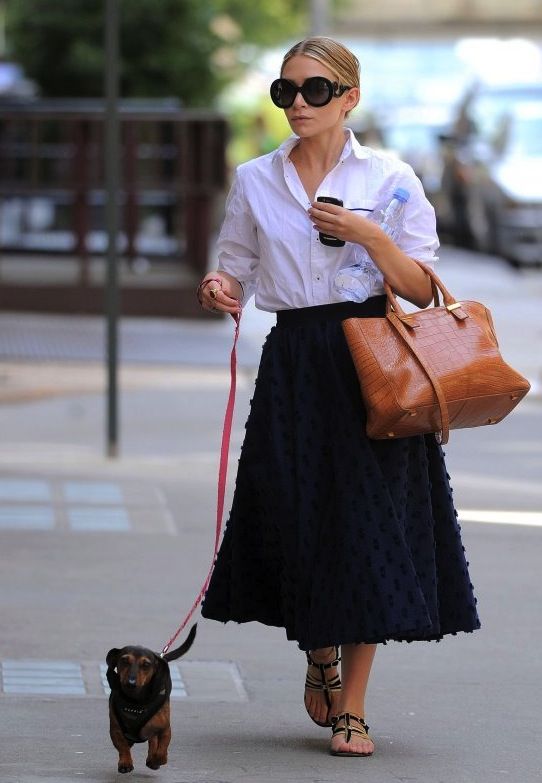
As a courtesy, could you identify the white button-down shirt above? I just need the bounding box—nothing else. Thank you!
[217,128,439,312]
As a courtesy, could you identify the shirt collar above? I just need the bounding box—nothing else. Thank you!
[347,128,373,159]
[273,127,372,164]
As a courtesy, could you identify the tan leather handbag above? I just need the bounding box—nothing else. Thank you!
[342,262,531,444]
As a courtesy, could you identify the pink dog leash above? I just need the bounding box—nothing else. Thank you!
[160,310,241,656]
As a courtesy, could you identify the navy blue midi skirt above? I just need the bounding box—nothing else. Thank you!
[202,297,481,651]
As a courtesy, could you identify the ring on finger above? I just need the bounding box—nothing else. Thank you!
[209,287,220,300]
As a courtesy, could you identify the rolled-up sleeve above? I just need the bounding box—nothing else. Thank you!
[396,165,439,269]
[217,169,260,303]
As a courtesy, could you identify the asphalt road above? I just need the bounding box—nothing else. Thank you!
[0,247,541,783]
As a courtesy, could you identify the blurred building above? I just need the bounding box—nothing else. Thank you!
[0,100,227,317]
[335,0,542,36]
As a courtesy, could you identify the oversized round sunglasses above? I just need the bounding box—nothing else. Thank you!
[270,76,352,109]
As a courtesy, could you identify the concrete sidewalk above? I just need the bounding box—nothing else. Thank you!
[0,248,541,782]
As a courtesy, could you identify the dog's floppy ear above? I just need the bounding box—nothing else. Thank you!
[153,653,170,683]
[106,648,122,691]
[106,648,121,669]
[148,653,171,700]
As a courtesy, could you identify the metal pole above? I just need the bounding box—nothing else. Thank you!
[105,0,120,458]
[310,0,329,35]
[0,2,7,57]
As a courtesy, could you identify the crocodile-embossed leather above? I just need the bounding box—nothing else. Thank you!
[343,263,531,444]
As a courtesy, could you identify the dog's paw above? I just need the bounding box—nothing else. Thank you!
[118,762,134,774]
[146,754,167,770]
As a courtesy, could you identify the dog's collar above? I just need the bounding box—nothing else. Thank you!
[121,705,146,716]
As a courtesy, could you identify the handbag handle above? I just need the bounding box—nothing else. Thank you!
[384,261,468,326]
[380,260,466,444]
[386,309,451,444]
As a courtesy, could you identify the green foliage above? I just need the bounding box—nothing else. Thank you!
[5,0,306,106]
[225,99,291,166]
[213,0,305,48]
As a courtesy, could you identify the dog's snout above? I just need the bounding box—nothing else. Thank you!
[127,675,137,688]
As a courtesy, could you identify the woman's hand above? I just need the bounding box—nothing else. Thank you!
[308,201,379,247]
[197,271,243,315]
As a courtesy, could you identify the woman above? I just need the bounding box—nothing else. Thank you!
[198,37,480,758]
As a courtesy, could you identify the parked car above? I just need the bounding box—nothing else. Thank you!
[453,102,542,266]
[437,83,542,264]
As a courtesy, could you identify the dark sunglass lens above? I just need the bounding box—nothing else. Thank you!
[303,77,332,106]
[270,79,295,108]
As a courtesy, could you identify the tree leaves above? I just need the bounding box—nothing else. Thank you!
[6,0,306,106]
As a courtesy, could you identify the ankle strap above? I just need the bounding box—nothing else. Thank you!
[306,647,341,668]
[332,713,369,731]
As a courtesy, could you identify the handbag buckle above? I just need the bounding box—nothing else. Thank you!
[446,301,469,321]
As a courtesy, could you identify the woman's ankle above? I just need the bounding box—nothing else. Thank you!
[309,646,336,664]
[336,703,365,718]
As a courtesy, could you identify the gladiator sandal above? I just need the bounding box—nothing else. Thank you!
[330,712,374,757]
[304,647,341,728]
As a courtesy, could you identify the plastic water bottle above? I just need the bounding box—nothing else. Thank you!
[378,187,410,242]
[333,187,410,303]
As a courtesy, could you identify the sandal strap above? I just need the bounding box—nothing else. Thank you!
[305,646,341,670]
[305,671,341,693]
[331,713,370,743]
[304,647,342,716]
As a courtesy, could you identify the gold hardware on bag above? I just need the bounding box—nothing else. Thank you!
[446,302,463,312]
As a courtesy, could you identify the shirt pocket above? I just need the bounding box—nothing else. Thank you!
[343,198,378,218]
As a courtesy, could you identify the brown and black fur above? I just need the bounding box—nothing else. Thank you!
[106,624,196,773]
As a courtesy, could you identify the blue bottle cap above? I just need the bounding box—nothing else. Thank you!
[393,187,410,202]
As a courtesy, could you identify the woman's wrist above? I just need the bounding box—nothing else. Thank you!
[357,222,392,258]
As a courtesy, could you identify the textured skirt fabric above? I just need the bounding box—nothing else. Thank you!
[201,298,481,651]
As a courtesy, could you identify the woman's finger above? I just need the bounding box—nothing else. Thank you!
[310,201,342,216]
[206,291,241,314]
[197,273,241,313]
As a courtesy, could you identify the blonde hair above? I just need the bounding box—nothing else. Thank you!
[281,37,360,92]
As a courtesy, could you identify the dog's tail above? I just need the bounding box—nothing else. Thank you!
[162,623,197,662]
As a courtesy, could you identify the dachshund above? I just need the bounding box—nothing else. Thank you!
[106,624,197,773]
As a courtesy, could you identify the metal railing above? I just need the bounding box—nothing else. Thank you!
[0,100,228,316]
